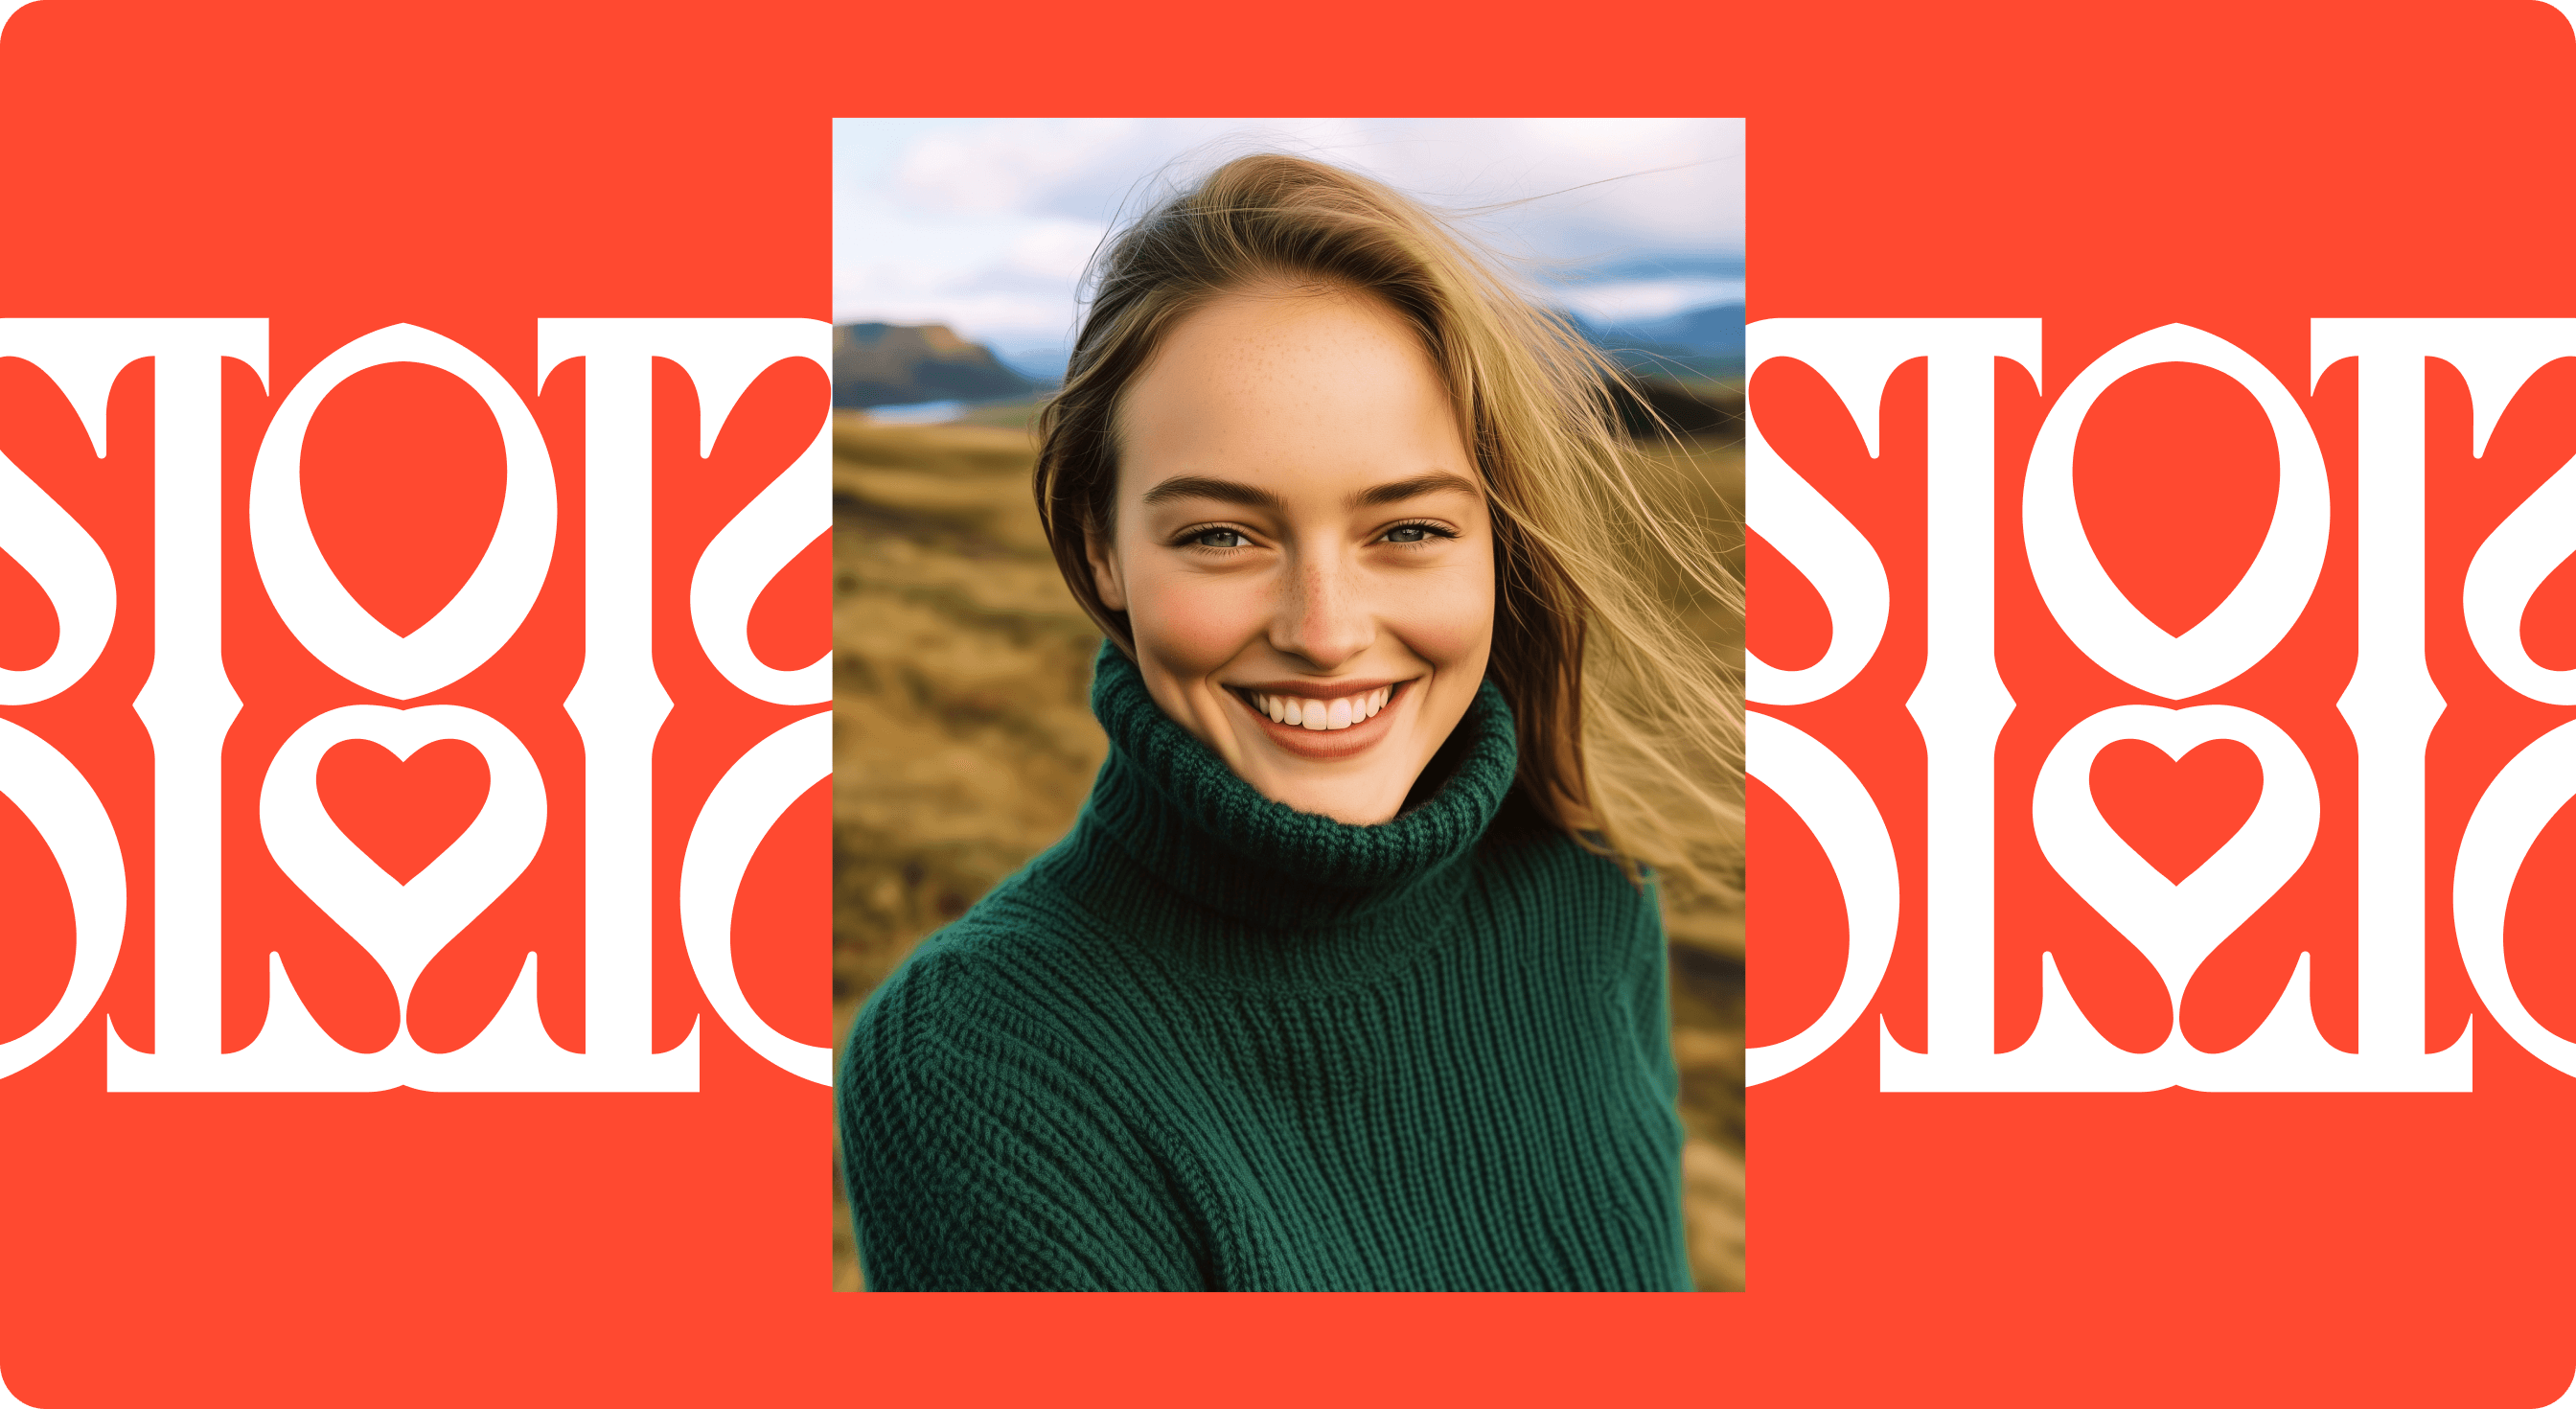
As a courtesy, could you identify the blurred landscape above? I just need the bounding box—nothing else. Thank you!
[830,326,1746,1291]
[832,322,1036,409]
[829,305,1747,414]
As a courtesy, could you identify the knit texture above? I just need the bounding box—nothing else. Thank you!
[838,646,1692,1291]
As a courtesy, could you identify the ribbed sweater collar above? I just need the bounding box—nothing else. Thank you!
[1051,645,1518,979]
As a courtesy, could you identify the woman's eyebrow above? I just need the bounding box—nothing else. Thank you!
[1139,475,1285,511]
[1352,472,1483,508]
[1138,472,1483,511]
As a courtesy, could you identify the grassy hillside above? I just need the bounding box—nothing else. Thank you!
[832,400,1745,1291]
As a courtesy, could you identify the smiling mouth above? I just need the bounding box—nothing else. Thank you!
[1230,681,1406,734]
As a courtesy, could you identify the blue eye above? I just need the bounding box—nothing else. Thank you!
[1381,522,1452,544]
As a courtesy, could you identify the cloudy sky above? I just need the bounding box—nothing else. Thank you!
[833,118,1742,378]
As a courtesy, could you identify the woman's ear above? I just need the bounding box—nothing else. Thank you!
[1085,521,1128,612]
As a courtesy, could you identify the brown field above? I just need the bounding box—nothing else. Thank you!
[832,402,1745,1291]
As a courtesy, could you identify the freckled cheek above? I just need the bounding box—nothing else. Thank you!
[1122,561,1273,681]
[1381,557,1496,671]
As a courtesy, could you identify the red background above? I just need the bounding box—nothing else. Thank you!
[4,0,2575,1404]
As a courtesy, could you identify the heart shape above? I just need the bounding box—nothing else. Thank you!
[2032,704,2319,1004]
[316,738,490,885]
[260,704,546,1004]
[2088,738,2264,886]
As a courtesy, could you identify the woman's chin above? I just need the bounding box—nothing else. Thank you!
[1244,770,1409,826]
[1220,712,1416,824]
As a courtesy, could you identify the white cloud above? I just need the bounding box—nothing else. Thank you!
[1001,218,1111,282]
[833,117,1742,347]
[1551,277,1748,326]
[888,119,1151,216]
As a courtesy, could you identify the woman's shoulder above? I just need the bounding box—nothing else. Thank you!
[845,842,1181,1101]
[838,891,1202,1291]
[848,884,1106,1063]
[1469,805,1668,978]
[840,890,1138,1181]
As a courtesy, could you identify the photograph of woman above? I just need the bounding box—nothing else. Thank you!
[833,122,1743,1291]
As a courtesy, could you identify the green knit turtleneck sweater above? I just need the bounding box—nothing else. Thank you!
[838,647,1692,1291]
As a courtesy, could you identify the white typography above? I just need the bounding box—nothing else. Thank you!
[0,318,830,1092]
[1747,318,2576,1094]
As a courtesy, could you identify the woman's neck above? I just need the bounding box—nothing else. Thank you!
[1039,644,1527,991]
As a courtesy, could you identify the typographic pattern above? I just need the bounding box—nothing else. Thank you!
[1751,318,2576,1094]
[0,318,829,1094]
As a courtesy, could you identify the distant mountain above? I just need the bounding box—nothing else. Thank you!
[1622,302,1745,358]
[833,323,1036,408]
[1571,301,1745,379]
[992,343,1070,385]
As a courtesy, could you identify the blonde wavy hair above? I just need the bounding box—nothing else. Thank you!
[1033,152,1743,904]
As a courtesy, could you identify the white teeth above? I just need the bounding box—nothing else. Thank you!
[1250,684,1402,731]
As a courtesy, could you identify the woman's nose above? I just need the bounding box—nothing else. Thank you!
[1271,556,1372,670]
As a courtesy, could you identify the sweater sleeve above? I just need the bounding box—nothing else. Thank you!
[1566,856,1684,1105]
[1629,872,1698,1290]
[837,941,1208,1292]
[1628,873,1683,1110]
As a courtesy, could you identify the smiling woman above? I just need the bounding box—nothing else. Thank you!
[838,153,1741,1291]
[1092,284,1496,823]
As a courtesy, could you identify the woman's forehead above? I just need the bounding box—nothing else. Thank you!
[1116,289,1469,500]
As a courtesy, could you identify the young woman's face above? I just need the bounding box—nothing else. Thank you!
[1088,285,1495,825]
